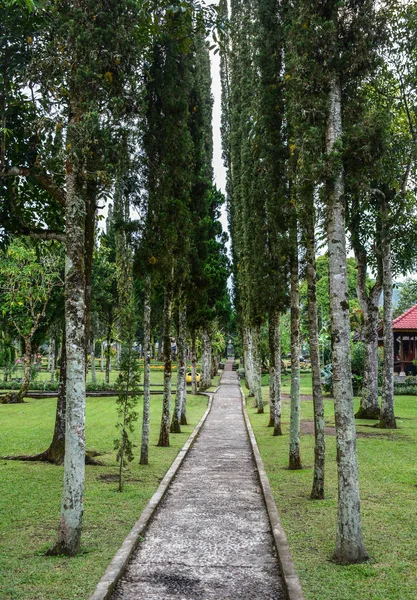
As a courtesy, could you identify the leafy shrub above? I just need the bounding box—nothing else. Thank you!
[321,364,333,394]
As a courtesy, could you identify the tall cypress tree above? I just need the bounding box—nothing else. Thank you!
[143,6,194,448]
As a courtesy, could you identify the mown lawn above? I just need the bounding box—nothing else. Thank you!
[247,380,417,600]
[0,392,208,599]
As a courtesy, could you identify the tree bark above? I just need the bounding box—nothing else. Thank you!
[289,226,301,470]
[191,328,198,396]
[90,338,96,384]
[244,325,255,397]
[49,141,87,557]
[200,327,212,391]
[44,329,67,463]
[380,199,397,429]
[269,309,282,435]
[354,247,381,419]
[305,202,325,498]
[327,76,368,564]
[157,284,172,447]
[252,324,264,413]
[101,341,104,372]
[171,295,186,433]
[48,340,53,373]
[54,336,59,373]
[105,325,111,385]
[268,311,276,427]
[140,275,152,465]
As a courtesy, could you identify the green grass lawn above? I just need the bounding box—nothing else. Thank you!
[0,392,208,600]
[247,378,417,600]
[13,361,205,387]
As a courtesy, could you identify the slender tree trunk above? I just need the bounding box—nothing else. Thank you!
[105,326,111,385]
[84,180,96,377]
[252,324,264,413]
[356,304,380,419]
[269,309,282,435]
[289,226,301,470]
[180,380,188,425]
[157,285,172,447]
[380,199,396,429]
[50,338,56,382]
[171,297,186,433]
[200,327,212,391]
[244,325,255,396]
[101,341,104,372]
[48,340,53,372]
[305,203,325,499]
[191,329,198,396]
[354,248,381,419]
[54,337,59,372]
[90,338,96,384]
[327,76,368,564]
[140,275,152,465]
[49,145,87,557]
[44,329,67,464]
[268,311,276,427]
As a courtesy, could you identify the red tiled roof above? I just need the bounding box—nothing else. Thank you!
[393,303,417,330]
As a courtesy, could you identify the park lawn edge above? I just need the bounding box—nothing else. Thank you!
[245,377,417,600]
[0,393,209,600]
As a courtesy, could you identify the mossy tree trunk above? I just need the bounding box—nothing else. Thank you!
[158,283,172,447]
[50,124,87,557]
[269,309,282,436]
[354,246,381,420]
[304,193,325,498]
[200,326,212,391]
[244,325,255,397]
[140,275,151,465]
[252,324,263,413]
[289,225,301,470]
[380,198,397,429]
[171,293,186,433]
[191,328,198,396]
[327,76,368,564]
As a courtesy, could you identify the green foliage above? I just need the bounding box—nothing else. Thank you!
[396,278,417,316]
[0,238,63,340]
[114,344,140,473]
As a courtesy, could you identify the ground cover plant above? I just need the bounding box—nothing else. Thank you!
[247,381,417,600]
[0,392,208,599]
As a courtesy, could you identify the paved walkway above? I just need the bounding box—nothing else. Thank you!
[112,363,286,600]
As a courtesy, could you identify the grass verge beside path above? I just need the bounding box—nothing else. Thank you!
[0,393,208,600]
[247,386,417,600]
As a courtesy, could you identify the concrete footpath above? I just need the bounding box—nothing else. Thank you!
[111,364,287,600]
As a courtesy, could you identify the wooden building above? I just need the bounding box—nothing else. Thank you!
[392,304,417,376]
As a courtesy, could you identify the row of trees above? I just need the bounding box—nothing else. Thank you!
[221,0,417,565]
[1,0,230,556]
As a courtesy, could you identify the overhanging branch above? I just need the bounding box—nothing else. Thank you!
[0,167,66,207]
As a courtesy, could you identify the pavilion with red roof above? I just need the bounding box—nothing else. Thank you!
[392,303,417,375]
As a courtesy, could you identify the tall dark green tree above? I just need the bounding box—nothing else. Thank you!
[143,6,194,447]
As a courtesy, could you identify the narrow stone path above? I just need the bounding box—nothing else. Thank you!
[112,361,286,600]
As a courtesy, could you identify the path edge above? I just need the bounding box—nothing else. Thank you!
[88,393,214,600]
[240,388,304,600]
